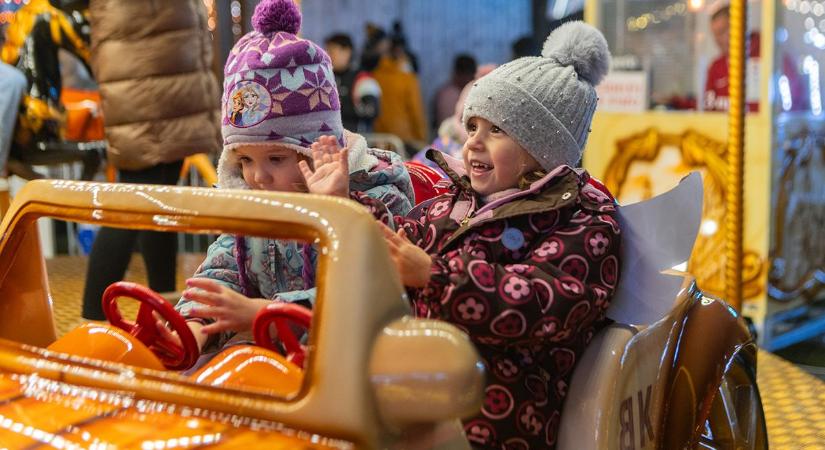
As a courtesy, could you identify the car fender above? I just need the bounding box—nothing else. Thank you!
[660,291,756,448]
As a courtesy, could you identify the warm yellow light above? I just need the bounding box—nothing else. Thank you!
[689,0,704,11]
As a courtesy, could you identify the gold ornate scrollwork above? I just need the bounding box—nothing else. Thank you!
[603,128,765,300]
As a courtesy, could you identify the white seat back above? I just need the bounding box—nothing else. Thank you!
[557,278,695,450]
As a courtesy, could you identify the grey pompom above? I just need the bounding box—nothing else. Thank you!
[542,21,611,85]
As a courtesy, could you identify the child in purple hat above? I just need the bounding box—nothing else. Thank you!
[164,0,413,358]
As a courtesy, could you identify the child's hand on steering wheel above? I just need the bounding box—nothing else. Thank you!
[153,312,208,352]
[181,278,270,335]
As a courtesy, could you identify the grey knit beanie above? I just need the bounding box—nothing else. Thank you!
[462,21,611,171]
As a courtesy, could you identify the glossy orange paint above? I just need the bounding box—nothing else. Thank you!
[47,323,166,371]
[191,345,303,396]
[0,341,348,449]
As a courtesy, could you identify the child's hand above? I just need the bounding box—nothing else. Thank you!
[181,278,270,335]
[380,223,432,288]
[299,135,350,198]
[153,313,208,351]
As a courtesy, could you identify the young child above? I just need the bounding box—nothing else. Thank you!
[171,0,413,356]
[382,22,620,449]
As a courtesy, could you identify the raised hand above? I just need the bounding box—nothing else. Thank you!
[379,223,433,288]
[298,135,350,198]
[181,278,270,335]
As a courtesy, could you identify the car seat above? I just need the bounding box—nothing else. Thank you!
[557,173,766,449]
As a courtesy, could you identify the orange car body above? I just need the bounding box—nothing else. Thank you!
[0,180,485,449]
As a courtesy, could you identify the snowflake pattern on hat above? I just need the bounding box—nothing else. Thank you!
[220,0,343,149]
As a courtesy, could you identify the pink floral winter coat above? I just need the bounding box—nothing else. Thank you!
[397,151,622,450]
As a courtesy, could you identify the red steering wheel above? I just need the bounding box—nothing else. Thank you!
[253,302,313,367]
[102,282,199,370]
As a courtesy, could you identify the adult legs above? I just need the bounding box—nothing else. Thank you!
[81,160,183,319]
[0,63,27,176]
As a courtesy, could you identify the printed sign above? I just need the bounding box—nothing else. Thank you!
[596,70,649,113]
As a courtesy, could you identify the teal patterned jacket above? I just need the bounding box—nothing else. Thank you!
[176,132,413,351]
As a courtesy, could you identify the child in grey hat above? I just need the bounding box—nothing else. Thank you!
[382,22,621,449]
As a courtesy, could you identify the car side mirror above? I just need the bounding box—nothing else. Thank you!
[369,316,484,428]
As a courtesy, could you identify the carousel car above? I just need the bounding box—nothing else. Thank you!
[0,175,766,449]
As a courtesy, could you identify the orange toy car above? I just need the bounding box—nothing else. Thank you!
[0,181,484,449]
[0,174,766,449]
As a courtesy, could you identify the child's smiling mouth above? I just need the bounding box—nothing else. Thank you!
[470,160,493,177]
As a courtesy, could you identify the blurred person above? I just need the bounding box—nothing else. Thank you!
[81,0,222,320]
[432,53,476,129]
[359,22,390,72]
[511,35,539,60]
[372,22,427,153]
[703,4,804,112]
[0,26,27,177]
[325,32,382,132]
[389,20,419,74]
[413,63,496,169]
[703,5,755,111]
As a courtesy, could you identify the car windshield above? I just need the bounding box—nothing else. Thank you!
[42,221,317,399]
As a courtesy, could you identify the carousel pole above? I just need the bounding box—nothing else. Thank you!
[725,0,747,311]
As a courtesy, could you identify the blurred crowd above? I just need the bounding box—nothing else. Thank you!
[321,20,540,160]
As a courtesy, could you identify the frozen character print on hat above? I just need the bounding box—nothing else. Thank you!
[229,81,271,128]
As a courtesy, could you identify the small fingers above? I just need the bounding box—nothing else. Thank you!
[396,227,409,241]
[379,222,399,240]
[310,141,324,162]
[298,160,313,181]
[156,321,180,342]
[181,288,224,307]
[185,305,221,319]
[338,147,349,168]
[185,278,225,293]
[201,321,231,335]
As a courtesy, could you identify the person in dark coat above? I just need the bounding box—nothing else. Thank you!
[81,0,221,319]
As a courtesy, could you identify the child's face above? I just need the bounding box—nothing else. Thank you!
[462,117,540,196]
[326,43,352,72]
[236,144,307,192]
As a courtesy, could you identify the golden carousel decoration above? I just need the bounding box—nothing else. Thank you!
[601,127,765,301]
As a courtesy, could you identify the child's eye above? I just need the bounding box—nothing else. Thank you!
[491,125,505,134]
[466,123,477,133]
[269,156,285,164]
[238,156,252,164]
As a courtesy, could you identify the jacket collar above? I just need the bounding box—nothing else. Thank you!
[428,149,586,249]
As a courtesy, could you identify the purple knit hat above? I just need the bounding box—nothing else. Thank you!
[221,0,343,153]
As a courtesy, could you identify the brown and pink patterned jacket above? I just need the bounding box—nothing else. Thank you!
[396,151,622,450]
